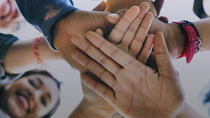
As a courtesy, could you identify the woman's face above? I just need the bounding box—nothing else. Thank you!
[0,0,25,31]
[0,74,60,118]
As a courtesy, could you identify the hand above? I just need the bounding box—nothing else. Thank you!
[51,10,128,70]
[79,29,116,117]
[149,18,185,59]
[105,0,164,17]
[78,4,154,117]
[104,3,185,60]
[71,31,185,118]
[107,2,154,64]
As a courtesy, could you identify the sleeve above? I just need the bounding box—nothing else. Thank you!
[0,33,18,62]
[15,0,78,50]
[0,33,19,84]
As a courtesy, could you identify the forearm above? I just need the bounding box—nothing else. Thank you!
[176,102,206,118]
[193,17,210,51]
[69,97,113,118]
[3,37,61,74]
[15,0,78,50]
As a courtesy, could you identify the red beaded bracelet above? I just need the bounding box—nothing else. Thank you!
[173,20,202,63]
[32,37,47,68]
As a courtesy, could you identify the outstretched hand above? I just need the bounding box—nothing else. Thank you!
[71,30,185,118]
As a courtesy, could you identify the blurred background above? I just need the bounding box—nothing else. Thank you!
[3,0,210,117]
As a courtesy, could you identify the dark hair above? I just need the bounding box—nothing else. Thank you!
[20,70,61,118]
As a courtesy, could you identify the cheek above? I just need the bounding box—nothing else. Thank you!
[5,94,26,117]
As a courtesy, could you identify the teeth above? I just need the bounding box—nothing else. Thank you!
[19,95,28,111]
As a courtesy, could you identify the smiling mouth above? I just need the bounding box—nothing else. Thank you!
[16,92,30,113]
[0,1,13,19]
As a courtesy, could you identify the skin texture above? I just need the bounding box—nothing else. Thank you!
[69,3,154,118]
[3,37,62,74]
[0,74,59,118]
[0,0,25,32]
[71,28,205,118]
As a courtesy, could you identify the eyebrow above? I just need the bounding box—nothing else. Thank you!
[37,77,44,85]
[47,93,51,102]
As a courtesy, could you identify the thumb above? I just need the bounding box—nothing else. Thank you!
[92,1,106,11]
[154,32,176,77]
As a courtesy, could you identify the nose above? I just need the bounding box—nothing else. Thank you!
[28,89,43,101]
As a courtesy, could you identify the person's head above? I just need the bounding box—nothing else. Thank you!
[0,70,61,118]
[0,0,25,32]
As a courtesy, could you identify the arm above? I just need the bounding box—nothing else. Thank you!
[15,0,125,70]
[15,0,78,50]
[3,36,62,74]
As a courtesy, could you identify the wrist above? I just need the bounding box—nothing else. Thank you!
[175,102,205,118]
[166,23,185,59]
[70,97,114,118]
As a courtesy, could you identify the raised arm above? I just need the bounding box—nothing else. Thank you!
[2,35,61,74]
[15,0,123,71]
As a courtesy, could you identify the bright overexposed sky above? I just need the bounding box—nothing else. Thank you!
[11,0,210,117]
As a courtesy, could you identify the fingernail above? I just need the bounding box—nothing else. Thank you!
[108,13,119,19]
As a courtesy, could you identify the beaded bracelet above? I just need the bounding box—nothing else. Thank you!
[32,37,47,68]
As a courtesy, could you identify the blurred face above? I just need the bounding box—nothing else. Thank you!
[0,0,25,31]
[0,74,60,118]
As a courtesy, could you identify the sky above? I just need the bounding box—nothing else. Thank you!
[12,0,210,117]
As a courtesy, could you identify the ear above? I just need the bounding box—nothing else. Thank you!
[92,1,106,11]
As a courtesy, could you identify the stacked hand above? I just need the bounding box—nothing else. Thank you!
[71,4,185,118]
[78,3,155,117]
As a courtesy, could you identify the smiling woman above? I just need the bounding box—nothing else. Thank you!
[0,0,25,32]
[0,70,61,118]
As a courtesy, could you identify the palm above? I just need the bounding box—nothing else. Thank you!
[108,57,183,118]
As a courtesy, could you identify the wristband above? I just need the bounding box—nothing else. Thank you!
[173,20,202,63]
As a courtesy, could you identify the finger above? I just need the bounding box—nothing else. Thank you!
[130,12,154,56]
[95,29,104,37]
[92,1,106,11]
[107,9,127,24]
[154,32,177,79]
[121,2,150,47]
[81,73,115,104]
[154,0,164,16]
[71,48,117,88]
[107,6,140,44]
[137,34,154,64]
[71,33,122,75]
[86,31,135,68]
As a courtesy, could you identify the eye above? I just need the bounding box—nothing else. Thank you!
[28,79,36,87]
[41,97,47,107]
